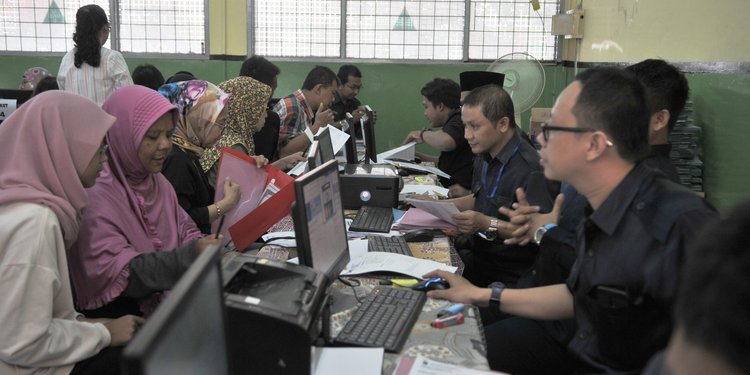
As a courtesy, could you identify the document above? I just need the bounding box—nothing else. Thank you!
[382,159,451,179]
[405,198,460,226]
[377,142,416,162]
[341,252,457,279]
[394,355,506,375]
[318,124,350,154]
[400,184,450,199]
[311,347,383,375]
[214,148,296,251]
[396,208,456,231]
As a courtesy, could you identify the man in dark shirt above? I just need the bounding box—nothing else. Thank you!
[442,84,551,287]
[240,55,282,161]
[425,68,717,374]
[403,78,474,196]
[330,65,368,139]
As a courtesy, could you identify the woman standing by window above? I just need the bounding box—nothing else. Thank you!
[57,4,132,105]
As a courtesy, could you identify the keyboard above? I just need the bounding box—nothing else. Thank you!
[335,286,426,353]
[367,236,412,256]
[349,206,394,233]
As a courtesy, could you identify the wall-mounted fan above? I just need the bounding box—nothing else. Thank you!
[487,52,546,126]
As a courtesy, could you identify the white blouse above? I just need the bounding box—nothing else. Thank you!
[57,47,133,106]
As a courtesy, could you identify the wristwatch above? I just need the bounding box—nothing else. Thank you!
[419,127,428,143]
[533,223,558,245]
[482,217,499,241]
[489,282,505,310]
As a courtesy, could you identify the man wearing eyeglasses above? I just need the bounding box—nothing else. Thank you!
[425,68,716,374]
[330,65,370,139]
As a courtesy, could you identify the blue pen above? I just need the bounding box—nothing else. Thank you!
[437,303,465,318]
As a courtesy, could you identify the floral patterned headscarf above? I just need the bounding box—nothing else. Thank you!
[158,80,230,158]
[20,67,51,90]
[200,76,271,171]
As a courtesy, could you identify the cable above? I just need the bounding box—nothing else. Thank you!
[338,277,363,303]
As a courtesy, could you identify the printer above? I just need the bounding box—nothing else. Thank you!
[339,163,401,209]
[222,253,328,375]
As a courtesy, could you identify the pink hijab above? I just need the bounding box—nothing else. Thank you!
[0,91,113,248]
[69,85,203,312]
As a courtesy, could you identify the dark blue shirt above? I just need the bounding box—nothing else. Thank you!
[437,109,473,189]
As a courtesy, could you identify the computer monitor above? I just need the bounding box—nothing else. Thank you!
[0,89,33,124]
[343,116,358,164]
[314,127,335,165]
[291,159,350,284]
[122,245,230,375]
[306,140,322,170]
[362,105,377,164]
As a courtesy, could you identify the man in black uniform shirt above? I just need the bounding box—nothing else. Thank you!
[425,68,717,374]
[403,78,474,197]
[240,55,282,161]
[442,84,551,287]
[330,65,368,139]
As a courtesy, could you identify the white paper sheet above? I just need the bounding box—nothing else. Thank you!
[400,184,450,198]
[311,347,383,375]
[341,252,457,279]
[382,160,451,179]
[405,198,460,226]
[377,142,416,162]
[404,355,504,375]
[317,124,350,154]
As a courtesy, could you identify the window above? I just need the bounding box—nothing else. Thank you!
[0,0,205,55]
[251,0,559,61]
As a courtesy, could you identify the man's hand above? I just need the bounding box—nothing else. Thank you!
[104,315,145,346]
[272,151,306,171]
[313,102,334,129]
[422,270,489,307]
[403,130,423,145]
[453,210,489,235]
[499,188,564,245]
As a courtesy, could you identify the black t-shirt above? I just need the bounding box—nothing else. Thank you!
[437,109,473,189]
[330,92,362,138]
[162,146,215,234]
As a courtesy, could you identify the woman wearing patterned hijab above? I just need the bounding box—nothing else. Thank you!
[69,85,221,319]
[159,80,243,234]
[201,76,304,187]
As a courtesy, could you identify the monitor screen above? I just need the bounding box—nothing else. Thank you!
[362,106,377,164]
[122,246,230,375]
[292,159,350,283]
[315,127,335,164]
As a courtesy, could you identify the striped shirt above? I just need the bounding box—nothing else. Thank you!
[273,89,314,148]
[57,47,133,106]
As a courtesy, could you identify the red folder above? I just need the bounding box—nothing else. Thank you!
[212,147,295,251]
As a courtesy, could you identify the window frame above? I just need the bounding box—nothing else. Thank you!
[0,0,210,59]
[247,0,562,63]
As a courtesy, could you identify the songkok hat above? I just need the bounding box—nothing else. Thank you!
[459,71,505,92]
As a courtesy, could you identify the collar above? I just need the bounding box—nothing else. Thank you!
[587,162,649,236]
[648,143,672,158]
[332,91,344,105]
[293,89,314,121]
[482,130,521,164]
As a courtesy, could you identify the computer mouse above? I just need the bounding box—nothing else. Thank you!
[397,168,410,176]
[402,229,436,243]
[413,277,450,291]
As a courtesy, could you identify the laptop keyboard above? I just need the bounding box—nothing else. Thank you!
[367,236,412,257]
[349,206,393,233]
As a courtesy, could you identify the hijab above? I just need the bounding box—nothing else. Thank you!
[200,76,271,171]
[0,91,113,248]
[70,85,203,312]
[158,80,229,157]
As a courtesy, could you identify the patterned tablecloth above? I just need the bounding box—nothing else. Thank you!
[256,215,489,374]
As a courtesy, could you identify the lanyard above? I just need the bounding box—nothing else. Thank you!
[482,143,520,199]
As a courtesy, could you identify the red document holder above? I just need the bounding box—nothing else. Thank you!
[212,147,295,251]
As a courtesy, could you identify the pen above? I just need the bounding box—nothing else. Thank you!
[437,303,465,318]
[215,214,226,239]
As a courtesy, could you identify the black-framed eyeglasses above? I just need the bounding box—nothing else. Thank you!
[540,123,613,146]
[345,83,362,91]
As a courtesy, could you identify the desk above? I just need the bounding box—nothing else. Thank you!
[257,215,489,373]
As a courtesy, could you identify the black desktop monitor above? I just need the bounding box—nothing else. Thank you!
[306,139,322,170]
[291,159,350,284]
[344,117,359,164]
[362,106,377,164]
[314,127,335,165]
[0,89,33,124]
[122,246,230,375]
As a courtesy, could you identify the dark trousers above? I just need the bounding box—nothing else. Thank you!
[71,347,123,375]
[485,317,577,375]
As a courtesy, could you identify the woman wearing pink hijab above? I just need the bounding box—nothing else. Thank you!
[69,85,220,319]
[0,91,143,375]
